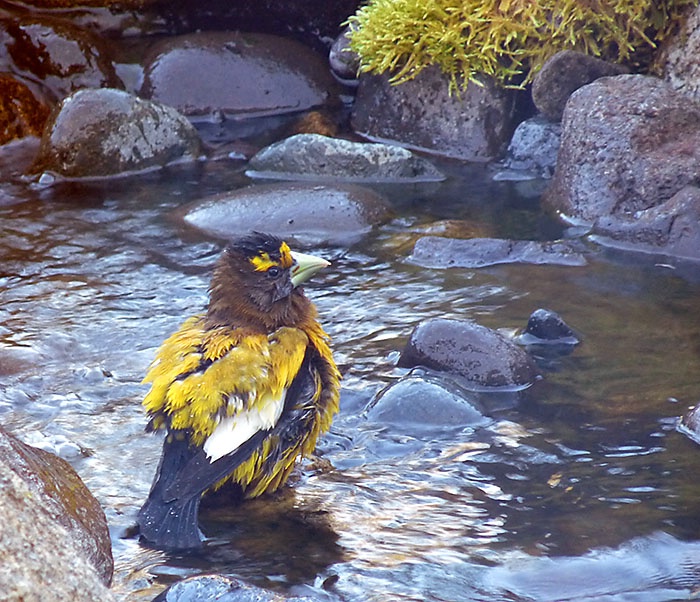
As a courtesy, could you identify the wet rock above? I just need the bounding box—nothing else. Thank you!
[31,88,201,178]
[515,308,580,346]
[366,370,489,435]
[0,73,50,144]
[247,134,444,183]
[141,31,340,120]
[183,182,392,246]
[659,4,700,102]
[532,50,627,122]
[382,219,494,255]
[407,236,587,269]
[0,14,122,102]
[152,574,320,601]
[544,75,700,224]
[502,115,561,178]
[398,317,539,390]
[351,67,517,161]
[0,426,114,598]
[329,25,359,84]
[679,404,700,446]
[590,185,700,262]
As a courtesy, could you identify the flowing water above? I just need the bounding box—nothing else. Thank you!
[1,131,700,601]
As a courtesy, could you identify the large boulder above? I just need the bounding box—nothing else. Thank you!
[182,182,392,246]
[544,75,700,224]
[659,4,700,103]
[0,426,114,600]
[398,318,539,390]
[30,88,201,178]
[351,67,517,161]
[0,73,50,144]
[247,134,444,182]
[141,31,340,119]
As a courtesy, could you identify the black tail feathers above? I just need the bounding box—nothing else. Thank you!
[137,494,203,550]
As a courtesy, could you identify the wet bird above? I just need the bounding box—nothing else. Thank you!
[137,232,340,549]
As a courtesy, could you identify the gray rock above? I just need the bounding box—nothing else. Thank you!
[502,115,561,178]
[351,67,517,161]
[247,134,444,183]
[398,318,539,390]
[661,5,700,102]
[329,25,359,84]
[532,50,627,121]
[153,574,321,601]
[544,75,700,224]
[0,427,115,601]
[183,182,392,246]
[590,185,700,261]
[141,31,340,119]
[366,371,489,435]
[31,88,201,179]
[679,404,700,446]
[407,236,587,268]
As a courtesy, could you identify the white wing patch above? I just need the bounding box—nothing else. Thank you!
[203,389,287,463]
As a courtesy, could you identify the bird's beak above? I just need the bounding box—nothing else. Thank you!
[290,251,330,287]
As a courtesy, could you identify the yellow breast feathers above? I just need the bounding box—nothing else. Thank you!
[142,316,309,450]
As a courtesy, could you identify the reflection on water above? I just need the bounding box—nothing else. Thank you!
[1,149,700,602]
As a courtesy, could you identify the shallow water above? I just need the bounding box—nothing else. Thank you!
[1,134,700,602]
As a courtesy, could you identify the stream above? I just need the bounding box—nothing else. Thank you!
[1,130,700,601]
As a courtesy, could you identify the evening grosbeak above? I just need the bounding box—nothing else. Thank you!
[137,232,340,549]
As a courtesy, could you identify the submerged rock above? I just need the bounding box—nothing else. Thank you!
[141,31,340,119]
[366,370,489,435]
[153,574,320,601]
[398,317,539,390]
[407,236,587,268]
[183,182,392,246]
[30,88,201,178]
[0,426,114,599]
[247,134,444,182]
[351,67,516,161]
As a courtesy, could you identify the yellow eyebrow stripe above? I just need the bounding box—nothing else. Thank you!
[250,252,276,272]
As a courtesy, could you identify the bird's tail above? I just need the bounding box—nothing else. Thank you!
[137,494,203,550]
[137,433,204,550]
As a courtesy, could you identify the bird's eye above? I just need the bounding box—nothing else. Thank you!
[267,266,281,278]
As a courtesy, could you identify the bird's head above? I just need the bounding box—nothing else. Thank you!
[206,232,330,330]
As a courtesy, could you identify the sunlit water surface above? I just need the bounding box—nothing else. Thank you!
[1,137,700,602]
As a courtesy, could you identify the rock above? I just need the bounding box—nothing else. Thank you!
[0,73,50,144]
[381,219,494,255]
[183,182,392,246]
[351,67,517,161]
[679,404,700,446]
[141,31,340,120]
[246,134,444,182]
[502,115,561,178]
[366,371,489,435]
[532,50,627,121]
[0,14,123,102]
[30,88,201,178]
[407,236,587,268]
[0,426,114,599]
[544,75,700,224]
[152,574,319,601]
[329,25,359,84]
[590,185,700,261]
[660,4,700,102]
[398,318,539,390]
[515,308,580,346]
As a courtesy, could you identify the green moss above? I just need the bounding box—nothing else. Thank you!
[347,0,696,91]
